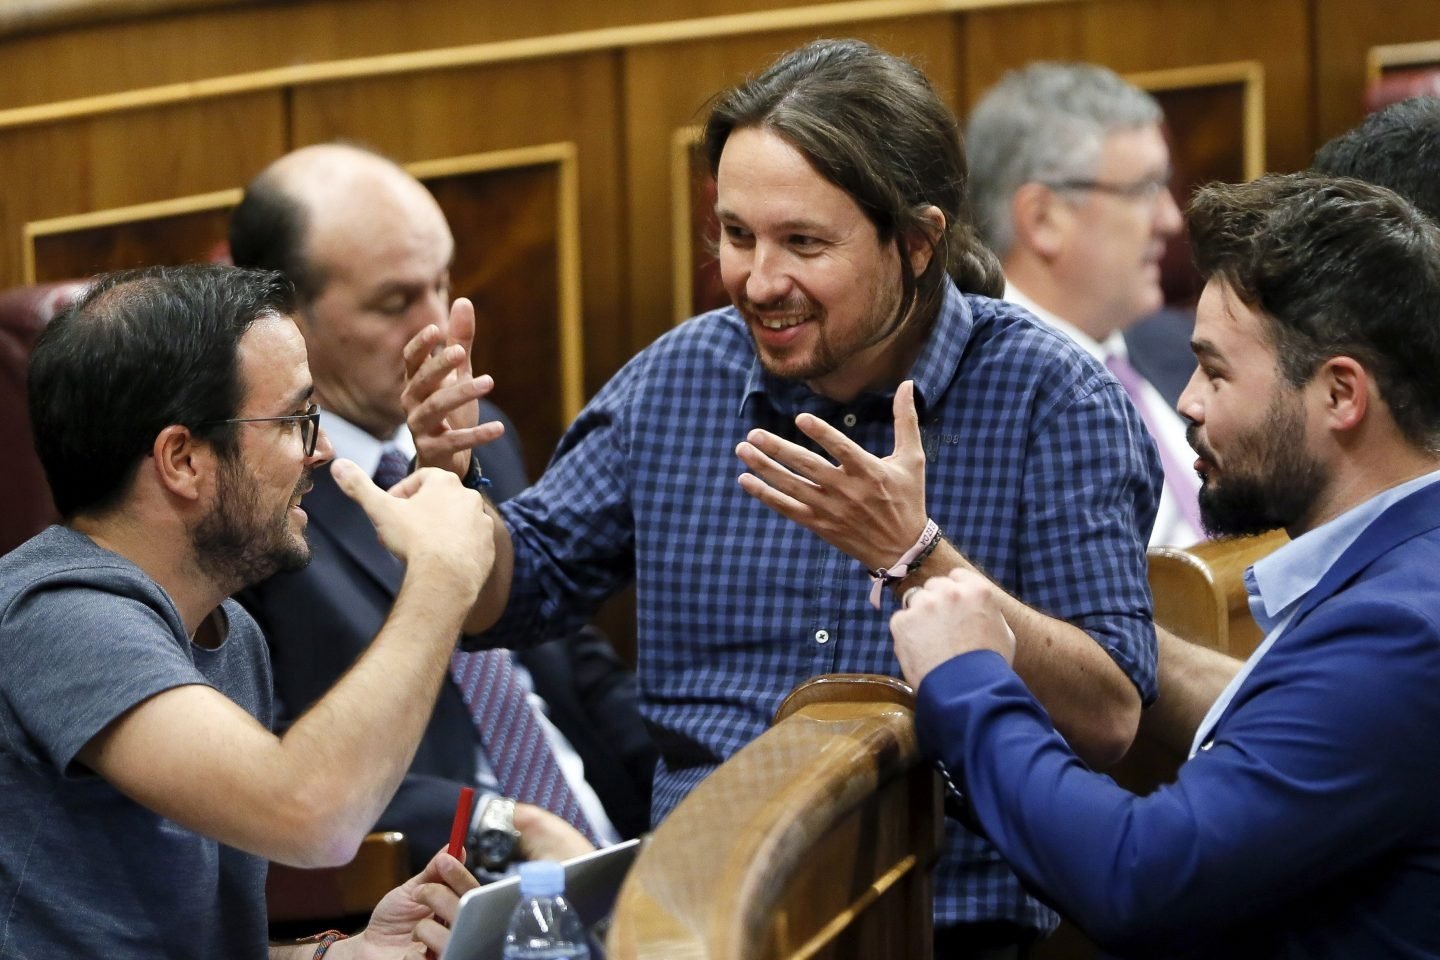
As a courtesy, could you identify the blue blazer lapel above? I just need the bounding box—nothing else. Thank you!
[1290,480,1440,626]
[304,463,404,596]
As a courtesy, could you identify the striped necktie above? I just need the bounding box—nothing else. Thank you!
[450,650,601,845]
[373,446,410,490]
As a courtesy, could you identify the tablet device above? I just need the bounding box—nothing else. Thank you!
[441,838,643,960]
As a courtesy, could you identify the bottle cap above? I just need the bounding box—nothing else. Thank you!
[517,860,565,896]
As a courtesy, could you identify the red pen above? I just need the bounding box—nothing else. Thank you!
[448,786,476,860]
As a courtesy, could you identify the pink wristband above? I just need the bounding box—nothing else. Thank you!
[868,518,941,609]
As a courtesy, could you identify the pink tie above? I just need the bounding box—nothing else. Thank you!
[1105,353,1204,536]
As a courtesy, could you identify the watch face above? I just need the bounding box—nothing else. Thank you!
[476,828,520,871]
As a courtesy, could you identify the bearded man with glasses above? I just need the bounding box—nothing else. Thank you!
[0,263,492,959]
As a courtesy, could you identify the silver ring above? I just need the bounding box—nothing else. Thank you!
[901,586,922,609]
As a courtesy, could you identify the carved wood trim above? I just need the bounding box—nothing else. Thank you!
[22,186,242,284]
[1125,60,1266,181]
[0,0,1077,131]
[1366,39,1440,84]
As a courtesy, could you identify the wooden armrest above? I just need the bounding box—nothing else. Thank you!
[609,674,940,960]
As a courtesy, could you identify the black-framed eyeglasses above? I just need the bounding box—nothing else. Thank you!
[200,403,321,456]
[1041,175,1172,202]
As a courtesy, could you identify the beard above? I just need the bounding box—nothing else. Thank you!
[738,275,907,385]
[190,455,311,593]
[1190,389,1327,538]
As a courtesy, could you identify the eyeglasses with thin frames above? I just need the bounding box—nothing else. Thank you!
[200,402,321,457]
[1041,175,1172,202]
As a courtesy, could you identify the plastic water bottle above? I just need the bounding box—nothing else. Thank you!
[501,861,591,960]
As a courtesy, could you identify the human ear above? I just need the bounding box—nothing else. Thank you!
[1012,182,1068,260]
[1318,356,1368,433]
[904,205,947,276]
[150,424,209,501]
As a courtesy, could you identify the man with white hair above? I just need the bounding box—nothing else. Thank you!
[968,63,1201,546]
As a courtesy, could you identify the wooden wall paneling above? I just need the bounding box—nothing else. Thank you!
[0,91,284,290]
[956,0,1087,87]
[0,0,884,111]
[287,52,626,401]
[1128,61,1263,306]
[1313,0,1440,146]
[1363,39,1440,113]
[25,188,239,284]
[0,0,1070,123]
[408,148,578,486]
[963,0,1312,173]
[623,15,966,350]
[0,2,327,111]
[671,124,730,325]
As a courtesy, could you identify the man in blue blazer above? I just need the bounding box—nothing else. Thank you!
[230,144,656,871]
[892,172,1440,958]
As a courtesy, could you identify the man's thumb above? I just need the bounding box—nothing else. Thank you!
[330,458,384,510]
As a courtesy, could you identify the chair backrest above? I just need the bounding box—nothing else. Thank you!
[607,674,941,960]
[0,280,86,556]
[1149,529,1288,657]
[1365,65,1440,114]
[1104,529,1289,805]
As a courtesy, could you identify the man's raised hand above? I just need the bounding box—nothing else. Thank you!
[735,379,929,571]
[401,297,505,479]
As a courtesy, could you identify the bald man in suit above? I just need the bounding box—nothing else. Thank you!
[231,144,656,871]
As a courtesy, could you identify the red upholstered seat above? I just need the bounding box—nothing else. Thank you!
[0,281,87,556]
[1365,66,1440,114]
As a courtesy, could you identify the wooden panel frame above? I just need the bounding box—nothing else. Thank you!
[670,123,705,327]
[0,0,260,39]
[1366,38,1440,85]
[22,186,241,284]
[1126,60,1266,182]
[0,0,1073,131]
[408,144,586,425]
[20,144,585,426]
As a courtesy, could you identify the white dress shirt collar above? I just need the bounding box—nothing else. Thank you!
[1002,282,1129,365]
[318,412,415,478]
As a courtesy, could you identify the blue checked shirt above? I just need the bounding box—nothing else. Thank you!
[486,281,1160,932]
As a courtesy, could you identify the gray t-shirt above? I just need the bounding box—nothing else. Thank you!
[0,526,273,959]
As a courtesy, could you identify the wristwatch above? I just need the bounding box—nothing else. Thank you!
[470,795,520,871]
[461,454,492,491]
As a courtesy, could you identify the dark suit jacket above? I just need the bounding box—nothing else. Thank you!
[238,402,656,869]
[1124,305,1196,410]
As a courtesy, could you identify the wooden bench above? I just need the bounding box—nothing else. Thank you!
[608,674,940,960]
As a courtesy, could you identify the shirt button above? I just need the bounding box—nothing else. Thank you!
[841,413,857,428]
[814,629,830,644]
